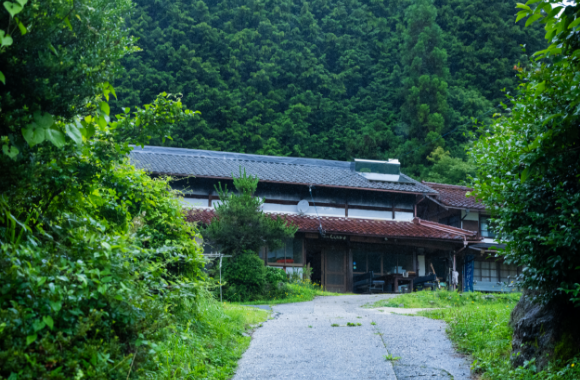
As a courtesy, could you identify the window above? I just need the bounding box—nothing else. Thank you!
[480,216,496,238]
[383,249,413,274]
[267,237,303,265]
[352,245,385,274]
[368,253,382,273]
[439,215,461,228]
[474,261,498,282]
[353,249,367,273]
[500,263,519,282]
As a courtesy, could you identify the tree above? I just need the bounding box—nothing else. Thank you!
[0,0,205,377]
[202,168,296,301]
[114,0,544,176]
[398,0,449,176]
[0,0,138,123]
[470,0,580,307]
[424,146,475,185]
[203,168,297,257]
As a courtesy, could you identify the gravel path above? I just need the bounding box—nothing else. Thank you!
[233,294,472,380]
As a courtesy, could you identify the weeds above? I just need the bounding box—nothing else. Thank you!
[369,290,521,309]
[384,354,401,361]
[142,294,269,379]
[371,290,580,379]
[239,280,341,305]
[331,323,340,327]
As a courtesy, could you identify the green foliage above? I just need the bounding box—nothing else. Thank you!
[0,0,138,120]
[237,277,340,305]
[114,0,544,178]
[370,290,521,309]
[424,146,476,185]
[203,168,297,257]
[142,293,269,379]
[265,266,288,285]
[407,293,580,379]
[0,1,208,377]
[470,0,580,305]
[0,160,206,379]
[400,0,449,154]
[222,253,268,302]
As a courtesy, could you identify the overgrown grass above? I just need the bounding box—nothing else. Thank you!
[239,281,343,305]
[369,289,521,308]
[370,291,580,379]
[142,293,269,379]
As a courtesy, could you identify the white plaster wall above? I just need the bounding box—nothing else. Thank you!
[181,198,209,209]
[311,205,346,217]
[261,203,298,214]
[395,211,414,221]
[348,208,392,220]
[461,210,479,221]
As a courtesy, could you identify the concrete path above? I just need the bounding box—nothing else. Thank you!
[234,294,472,380]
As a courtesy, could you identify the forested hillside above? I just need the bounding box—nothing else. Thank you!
[115,0,543,180]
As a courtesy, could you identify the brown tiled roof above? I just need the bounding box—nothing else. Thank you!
[422,181,486,210]
[186,209,480,241]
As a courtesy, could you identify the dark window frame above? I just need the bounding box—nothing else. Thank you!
[266,237,305,267]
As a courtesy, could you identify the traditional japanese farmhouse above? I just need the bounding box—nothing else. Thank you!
[418,182,520,292]
[130,146,483,293]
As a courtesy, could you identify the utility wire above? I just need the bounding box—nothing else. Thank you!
[309,185,326,237]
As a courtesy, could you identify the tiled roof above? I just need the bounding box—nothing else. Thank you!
[187,209,480,241]
[422,181,486,211]
[130,146,436,195]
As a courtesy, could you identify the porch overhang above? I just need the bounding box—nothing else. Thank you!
[186,208,481,245]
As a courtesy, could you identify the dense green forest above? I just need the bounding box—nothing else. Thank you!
[115,0,544,180]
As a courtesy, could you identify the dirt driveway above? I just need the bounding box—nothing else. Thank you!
[233,294,472,380]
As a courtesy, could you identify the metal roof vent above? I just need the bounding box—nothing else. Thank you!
[351,158,400,182]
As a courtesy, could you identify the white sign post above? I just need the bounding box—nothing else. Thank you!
[203,253,232,302]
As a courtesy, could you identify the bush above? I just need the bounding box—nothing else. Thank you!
[140,290,269,379]
[265,266,288,285]
[222,253,267,302]
[0,163,205,379]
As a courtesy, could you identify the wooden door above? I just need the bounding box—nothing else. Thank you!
[324,247,347,293]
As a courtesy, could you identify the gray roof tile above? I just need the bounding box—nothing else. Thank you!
[130,146,437,194]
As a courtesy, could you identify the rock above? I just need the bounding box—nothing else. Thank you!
[484,295,496,300]
[429,301,435,305]
[509,290,580,371]
[399,303,404,308]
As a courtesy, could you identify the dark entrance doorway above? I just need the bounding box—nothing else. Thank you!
[306,249,322,286]
[324,247,347,293]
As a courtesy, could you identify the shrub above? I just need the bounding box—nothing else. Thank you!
[222,253,267,302]
[265,266,288,285]
[0,163,205,379]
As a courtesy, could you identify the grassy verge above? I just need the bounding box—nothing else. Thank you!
[238,282,344,305]
[369,291,580,380]
[142,293,269,379]
[369,289,521,308]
